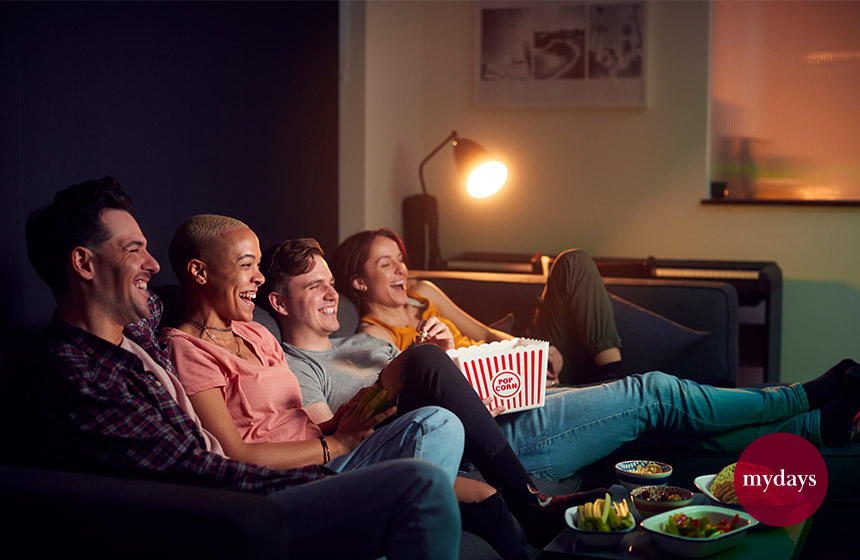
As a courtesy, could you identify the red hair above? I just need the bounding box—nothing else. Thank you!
[333,228,408,312]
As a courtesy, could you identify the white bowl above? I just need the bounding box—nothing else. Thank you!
[694,474,744,510]
[615,460,672,491]
[640,505,758,558]
[564,507,635,547]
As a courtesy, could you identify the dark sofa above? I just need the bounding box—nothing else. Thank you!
[0,464,290,560]
[2,270,856,559]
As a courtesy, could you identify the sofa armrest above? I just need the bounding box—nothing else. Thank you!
[409,271,546,335]
[0,465,290,559]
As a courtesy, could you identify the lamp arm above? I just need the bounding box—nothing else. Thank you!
[418,130,459,195]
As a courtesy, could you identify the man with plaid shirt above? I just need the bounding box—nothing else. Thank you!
[24,177,461,559]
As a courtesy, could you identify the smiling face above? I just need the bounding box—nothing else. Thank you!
[200,227,265,326]
[90,209,161,329]
[279,254,340,341]
[354,235,409,310]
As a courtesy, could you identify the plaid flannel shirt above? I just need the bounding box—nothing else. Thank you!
[30,290,331,494]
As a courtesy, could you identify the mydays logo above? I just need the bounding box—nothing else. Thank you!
[735,433,828,526]
[741,469,816,493]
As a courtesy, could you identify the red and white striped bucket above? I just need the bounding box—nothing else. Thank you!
[447,338,548,415]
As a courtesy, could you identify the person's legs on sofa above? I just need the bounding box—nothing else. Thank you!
[326,406,464,483]
[271,458,460,559]
[496,371,825,481]
[528,249,623,384]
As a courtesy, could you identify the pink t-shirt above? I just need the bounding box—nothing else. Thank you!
[161,321,321,445]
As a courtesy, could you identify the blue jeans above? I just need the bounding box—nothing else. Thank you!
[271,407,464,559]
[327,406,464,484]
[270,459,460,559]
[496,371,816,481]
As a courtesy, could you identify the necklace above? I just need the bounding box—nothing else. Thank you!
[183,317,247,360]
[183,317,233,332]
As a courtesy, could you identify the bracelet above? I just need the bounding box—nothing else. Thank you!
[318,436,331,464]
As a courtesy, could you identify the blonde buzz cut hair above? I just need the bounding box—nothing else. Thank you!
[168,214,249,286]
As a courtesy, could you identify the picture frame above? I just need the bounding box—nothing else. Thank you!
[475,1,647,108]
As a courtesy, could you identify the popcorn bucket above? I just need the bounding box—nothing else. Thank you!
[447,338,548,415]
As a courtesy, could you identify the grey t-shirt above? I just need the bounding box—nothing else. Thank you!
[283,334,399,411]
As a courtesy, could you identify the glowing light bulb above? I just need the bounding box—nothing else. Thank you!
[466,161,507,198]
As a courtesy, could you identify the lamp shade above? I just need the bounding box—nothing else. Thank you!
[452,138,508,198]
[408,130,508,269]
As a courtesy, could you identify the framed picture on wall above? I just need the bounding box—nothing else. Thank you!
[475,1,647,107]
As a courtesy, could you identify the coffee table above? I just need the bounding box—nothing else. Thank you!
[538,485,812,560]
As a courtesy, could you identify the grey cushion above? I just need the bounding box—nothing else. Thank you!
[333,294,360,338]
[253,306,282,340]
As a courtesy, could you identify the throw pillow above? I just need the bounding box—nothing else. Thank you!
[610,294,710,375]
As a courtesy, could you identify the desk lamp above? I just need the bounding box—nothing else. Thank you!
[403,130,507,269]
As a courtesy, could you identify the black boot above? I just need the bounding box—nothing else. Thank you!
[511,484,610,548]
[819,364,860,446]
[802,358,860,410]
[460,493,529,560]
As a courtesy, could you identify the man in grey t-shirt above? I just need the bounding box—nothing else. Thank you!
[283,333,397,414]
[257,238,403,424]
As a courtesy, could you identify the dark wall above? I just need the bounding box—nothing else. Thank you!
[0,1,338,338]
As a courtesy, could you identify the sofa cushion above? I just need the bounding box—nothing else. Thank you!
[333,294,360,338]
[604,278,738,385]
[488,312,516,334]
[610,294,711,378]
[0,465,290,560]
[253,306,282,339]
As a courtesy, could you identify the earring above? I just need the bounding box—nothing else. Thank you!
[360,286,367,291]
[197,278,205,284]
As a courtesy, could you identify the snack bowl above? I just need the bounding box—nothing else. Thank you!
[565,507,635,547]
[615,460,672,491]
[631,485,694,518]
[694,474,743,510]
[640,505,758,558]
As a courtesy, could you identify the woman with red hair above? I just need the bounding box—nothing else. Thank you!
[333,228,623,385]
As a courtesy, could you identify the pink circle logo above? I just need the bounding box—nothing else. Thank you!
[492,372,520,398]
[735,433,828,526]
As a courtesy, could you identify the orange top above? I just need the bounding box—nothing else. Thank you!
[360,290,484,351]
